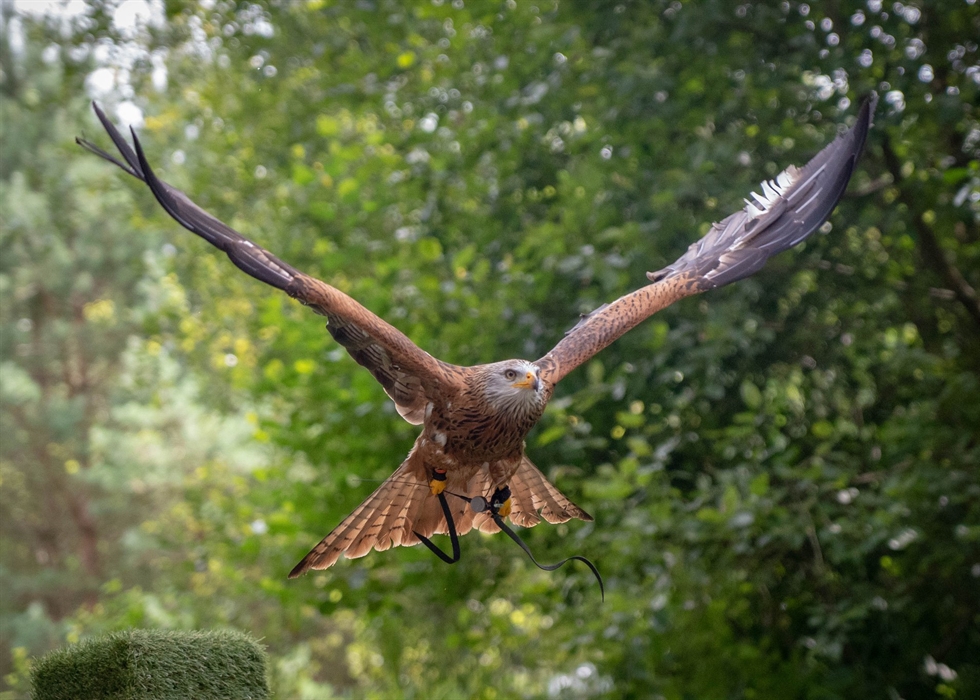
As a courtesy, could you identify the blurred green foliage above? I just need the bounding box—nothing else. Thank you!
[1,0,978,698]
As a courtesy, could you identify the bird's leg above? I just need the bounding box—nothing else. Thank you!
[486,456,520,519]
[490,485,512,518]
[428,467,448,496]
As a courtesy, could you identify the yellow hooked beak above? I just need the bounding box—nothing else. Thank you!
[512,371,540,391]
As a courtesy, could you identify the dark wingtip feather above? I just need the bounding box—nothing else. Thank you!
[128,124,196,233]
[82,106,299,291]
[79,102,145,179]
[287,560,308,579]
[647,93,877,289]
[75,135,139,178]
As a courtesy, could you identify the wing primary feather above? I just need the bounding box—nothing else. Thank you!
[76,102,142,178]
[81,103,457,422]
[129,130,299,290]
[651,94,875,288]
[540,93,876,384]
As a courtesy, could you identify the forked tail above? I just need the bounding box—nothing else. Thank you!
[289,450,591,576]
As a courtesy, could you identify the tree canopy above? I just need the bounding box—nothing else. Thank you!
[1,0,978,697]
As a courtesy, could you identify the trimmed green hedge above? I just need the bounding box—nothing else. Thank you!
[31,629,268,700]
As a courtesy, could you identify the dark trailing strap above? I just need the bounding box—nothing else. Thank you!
[490,513,604,602]
[413,492,460,564]
[416,484,604,601]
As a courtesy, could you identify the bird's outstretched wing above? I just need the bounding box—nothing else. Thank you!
[536,94,877,385]
[78,103,458,421]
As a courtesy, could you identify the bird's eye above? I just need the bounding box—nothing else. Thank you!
[504,369,518,380]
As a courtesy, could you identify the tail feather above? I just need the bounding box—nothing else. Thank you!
[346,484,414,558]
[289,450,428,577]
[289,451,592,577]
[472,456,592,533]
[509,456,593,526]
[289,450,481,576]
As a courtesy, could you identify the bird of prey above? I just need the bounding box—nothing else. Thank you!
[78,94,876,577]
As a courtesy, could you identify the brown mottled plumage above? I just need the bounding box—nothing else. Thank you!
[78,94,876,576]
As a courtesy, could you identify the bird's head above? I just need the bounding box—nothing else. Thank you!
[482,360,546,415]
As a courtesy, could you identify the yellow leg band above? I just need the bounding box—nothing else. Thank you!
[497,498,512,518]
[429,478,447,496]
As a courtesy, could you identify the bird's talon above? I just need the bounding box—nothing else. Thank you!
[490,485,512,517]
